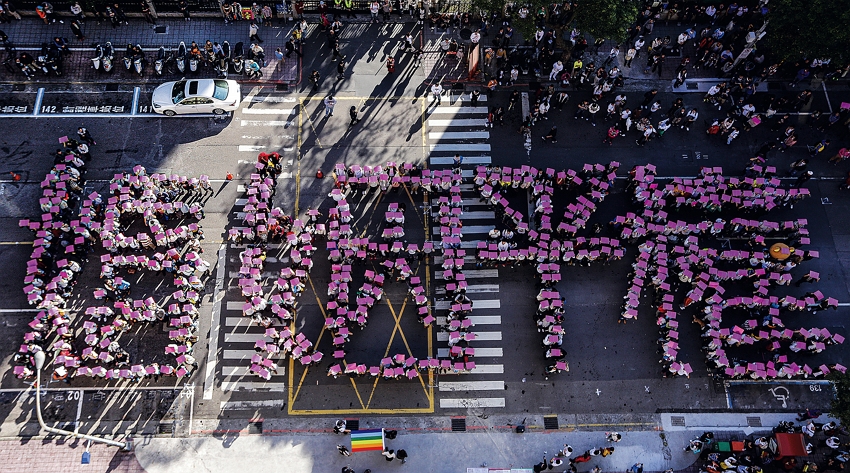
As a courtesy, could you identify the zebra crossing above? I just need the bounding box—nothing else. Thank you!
[214,95,299,401]
[426,98,506,409]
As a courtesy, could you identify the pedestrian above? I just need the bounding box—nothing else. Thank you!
[726,127,739,145]
[76,142,91,161]
[829,147,850,165]
[452,153,463,166]
[603,126,620,145]
[795,170,814,188]
[386,56,395,73]
[69,1,84,21]
[249,21,262,42]
[349,106,359,125]
[285,37,301,58]
[69,19,84,40]
[604,45,619,67]
[797,409,822,421]
[396,449,408,464]
[324,96,336,118]
[141,0,156,23]
[179,0,190,21]
[790,68,810,87]
[78,126,96,145]
[624,47,636,67]
[342,467,355,473]
[533,457,548,473]
[606,432,622,442]
[795,271,820,287]
[274,47,284,62]
[3,1,19,20]
[469,89,480,107]
[541,126,557,143]
[549,60,563,80]
[382,449,395,461]
[430,82,443,105]
[640,89,657,108]
[337,444,351,456]
[809,139,830,157]
[587,101,600,126]
[631,463,644,473]
[336,57,346,80]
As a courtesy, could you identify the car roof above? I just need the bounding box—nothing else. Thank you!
[186,79,216,98]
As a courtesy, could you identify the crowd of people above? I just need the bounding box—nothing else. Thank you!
[15,133,211,382]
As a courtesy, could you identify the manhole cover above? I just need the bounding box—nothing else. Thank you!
[105,83,119,92]
[670,416,686,427]
[248,421,263,434]
[154,25,168,34]
[544,416,559,430]
[158,423,173,434]
[747,416,762,427]
[275,84,289,91]
[686,82,698,90]
[451,417,466,432]
[346,419,359,431]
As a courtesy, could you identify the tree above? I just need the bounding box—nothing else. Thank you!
[829,372,850,427]
[574,0,640,43]
[765,0,850,63]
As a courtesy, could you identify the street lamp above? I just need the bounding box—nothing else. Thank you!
[33,351,131,451]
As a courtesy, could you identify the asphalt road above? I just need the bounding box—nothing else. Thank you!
[0,67,849,437]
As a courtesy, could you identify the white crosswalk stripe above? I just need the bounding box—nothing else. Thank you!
[429,131,490,140]
[430,156,492,165]
[439,380,504,391]
[440,398,505,408]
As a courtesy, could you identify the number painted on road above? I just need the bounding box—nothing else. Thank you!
[138,105,151,113]
[41,105,56,113]
[66,390,81,401]
[810,384,822,392]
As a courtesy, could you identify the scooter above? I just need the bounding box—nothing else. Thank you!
[154,46,165,75]
[34,45,50,74]
[46,44,63,76]
[123,43,133,71]
[217,40,231,78]
[176,41,186,73]
[133,45,145,76]
[91,43,103,70]
[232,41,244,74]
[103,41,114,72]
[188,48,199,73]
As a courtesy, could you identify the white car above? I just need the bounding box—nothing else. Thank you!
[151,79,241,116]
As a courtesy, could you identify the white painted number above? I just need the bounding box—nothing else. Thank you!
[66,390,81,401]
[41,105,56,113]
[810,384,822,392]
[138,105,151,113]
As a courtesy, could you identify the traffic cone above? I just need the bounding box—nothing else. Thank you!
[10,172,21,181]
[226,172,234,180]
[316,169,324,179]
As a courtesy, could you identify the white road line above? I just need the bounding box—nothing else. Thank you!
[227,271,278,279]
[435,269,499,279]
[430,144,491,152]
[459,210,496,220]
[440,398,505,408]
[428,106,489,114]
[241,108,296,115]
[430,156,492,165]
[822,82,834,113]
[0,309,41,313]
[432,225,494,235]
[223,348,271,359]
[238,145,266,152]
[245,96,297,103]
[435,299,502,310]
[240,120,292,126]
[203,244,227,401]
[220,399,286,410]
[439,380,505,391]
[225,316,255,327]
[427,119,488,127]
[439,364,504,375]
[221,381,286,392]
[438,347,503,357]
[428,131,490,140]
[223,332,271,343]
[430,197,483,206]
[437,331,502,341]
[221,366,283,377]
[438,284,500,294]
[436,315,501,325]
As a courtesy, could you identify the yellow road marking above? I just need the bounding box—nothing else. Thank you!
[349,377,366,409]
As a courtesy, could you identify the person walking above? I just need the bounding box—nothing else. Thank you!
[337,444,351,456]
[549,60,563,80]
[179,0,190,21]
[795,170,814,188]
[324,96,336,118]
[69,19,84,40]
[603,126,620,145]
[382,449,396,461]
[285,38,302,58]
[336,56,346,80]
[386,55,395,73]
[541,126,557,143]
[77,126,96,145]
[396,449,408,464]
[469,89,480,107]
[809,139,830,157]
[349,106,359,126]
[249,22,263,42]
[430,82,443,105]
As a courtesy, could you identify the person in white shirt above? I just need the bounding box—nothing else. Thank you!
[549,60,563,80]
[470,29,481,44]
[323,96,336,118]
[431,82,443,104]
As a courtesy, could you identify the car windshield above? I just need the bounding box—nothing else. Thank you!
[213,80,229,101]
[171,81,185,105]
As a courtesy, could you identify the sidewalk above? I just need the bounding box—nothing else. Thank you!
[0,16,298,83]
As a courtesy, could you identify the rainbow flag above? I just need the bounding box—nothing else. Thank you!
[350,429,384,452]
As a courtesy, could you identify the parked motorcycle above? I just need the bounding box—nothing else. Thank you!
[232,41,244,74]
[133,46,145,76]
[215,40,231,78]
[176,41,186,73]
[103,41,114,72]
[91,43,103,70]
[123,43,134,71]
[154,45,166,76]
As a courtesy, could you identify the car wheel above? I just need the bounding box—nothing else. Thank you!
[163,110,176,117]
[212,108,226,115]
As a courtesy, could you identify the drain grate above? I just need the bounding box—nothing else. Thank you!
[275,84,289,91]
[248,421,263,434]
[154,25,168,34]
[158,423,173,434]
[105,83,119,92]
[670,416,686,427]
[451,417,466,432]
[12,84,25,91]
[747,416,762,427]
[544,416,559,430]
[346,419,359,431]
